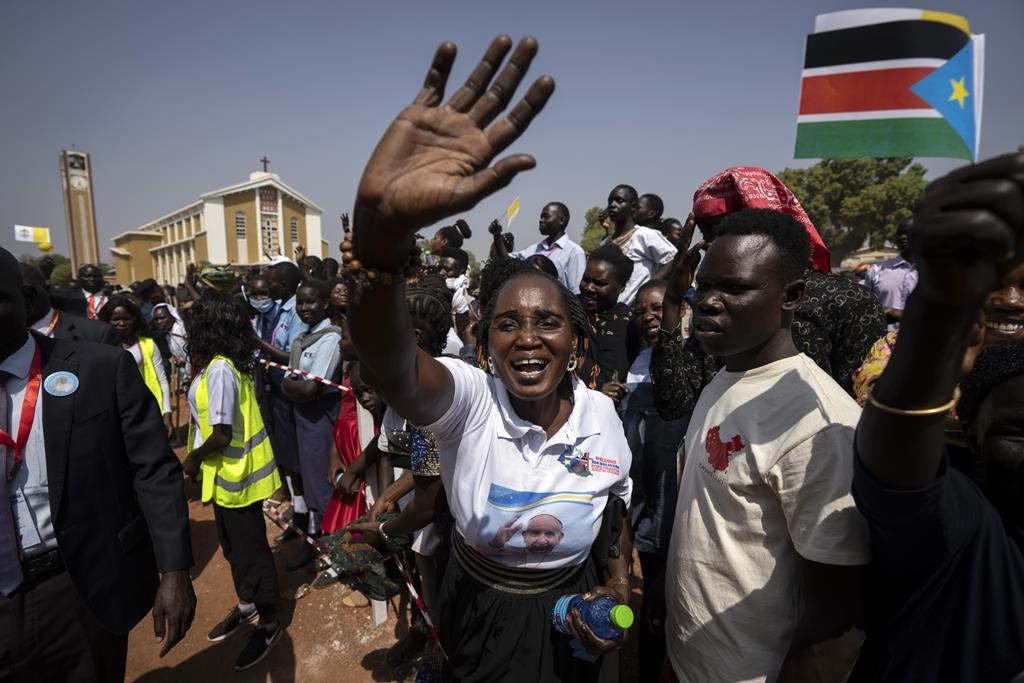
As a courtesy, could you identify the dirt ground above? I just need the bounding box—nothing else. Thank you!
[125,440,643,682]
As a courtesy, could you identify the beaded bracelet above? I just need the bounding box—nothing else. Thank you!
[341,238,419,290]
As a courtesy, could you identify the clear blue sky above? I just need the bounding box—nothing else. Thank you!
[2,0,1021,265]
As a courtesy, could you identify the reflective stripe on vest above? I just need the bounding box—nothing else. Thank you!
[194,356,280,507]
[138,337,164,413]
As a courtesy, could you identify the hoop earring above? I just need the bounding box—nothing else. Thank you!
[487,356,495,374]
[566,353,578,373]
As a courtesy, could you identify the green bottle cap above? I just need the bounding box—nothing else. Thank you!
[609,604,634,630]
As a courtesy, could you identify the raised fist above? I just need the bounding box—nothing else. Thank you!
[910,153,1024,307]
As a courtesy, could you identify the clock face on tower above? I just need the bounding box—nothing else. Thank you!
[69,175,89,191]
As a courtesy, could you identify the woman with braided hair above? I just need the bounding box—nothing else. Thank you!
[344,36,631,682]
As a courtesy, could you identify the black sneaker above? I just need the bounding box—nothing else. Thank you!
[234,623,283,671]
[207,606,259,642]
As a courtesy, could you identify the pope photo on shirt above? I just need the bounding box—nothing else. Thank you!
[482,483,596,569]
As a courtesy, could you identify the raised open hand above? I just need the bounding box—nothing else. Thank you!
[353,35,555,268]
[665,214,704,305]
[911,152,1024,308]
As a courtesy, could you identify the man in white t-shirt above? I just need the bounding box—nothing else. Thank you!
[601,184,676,304]
[665,208,869,682]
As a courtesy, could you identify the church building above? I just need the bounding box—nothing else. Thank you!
[110,164,326,285]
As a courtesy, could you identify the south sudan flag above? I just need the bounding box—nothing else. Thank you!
[795,9,984,161]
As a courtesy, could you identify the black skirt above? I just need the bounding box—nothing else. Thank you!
[438,534,619,683]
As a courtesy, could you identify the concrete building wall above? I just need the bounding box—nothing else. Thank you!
[222,192,256,265]
[203,197,227,263]
[305,208,323,257]
[194,233,208,263]
[282,195,306,256]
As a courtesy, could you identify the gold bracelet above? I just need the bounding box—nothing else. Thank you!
[866,385,960,417]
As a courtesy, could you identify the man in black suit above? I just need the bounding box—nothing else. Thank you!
[19,263,120,345]
[0,248,196,680]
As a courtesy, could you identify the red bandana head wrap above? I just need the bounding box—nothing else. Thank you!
[692,166,832,273]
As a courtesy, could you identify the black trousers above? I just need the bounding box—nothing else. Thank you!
[639,551,668,683]
[214,502,279,620]
[0,570,128,682]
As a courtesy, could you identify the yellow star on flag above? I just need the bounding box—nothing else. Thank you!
[948,77,969,109]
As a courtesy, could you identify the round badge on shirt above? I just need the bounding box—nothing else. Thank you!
[44,371,79,397]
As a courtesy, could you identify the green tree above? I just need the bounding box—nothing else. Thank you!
[776,158,927,265]
[50,263,72,286]
[580,206,605,253]
[15,253,112,286]
[18,253,72,285]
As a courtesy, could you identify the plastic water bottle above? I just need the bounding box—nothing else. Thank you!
[551,594,634,640]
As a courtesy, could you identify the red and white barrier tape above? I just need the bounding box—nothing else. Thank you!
[389,551,445,656]
[260,359,350,392]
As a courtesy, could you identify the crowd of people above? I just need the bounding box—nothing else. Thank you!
[2,34,1023,683]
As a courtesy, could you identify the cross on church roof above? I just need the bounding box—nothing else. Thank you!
[260,156,270,172]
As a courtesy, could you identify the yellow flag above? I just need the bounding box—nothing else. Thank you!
[14,225,51,243]
[506,196,521,225]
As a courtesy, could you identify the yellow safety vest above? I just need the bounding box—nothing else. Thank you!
[138,336,164,413]
[192,356,280,507]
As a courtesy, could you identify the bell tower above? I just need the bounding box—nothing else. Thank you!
[59,149,101,272]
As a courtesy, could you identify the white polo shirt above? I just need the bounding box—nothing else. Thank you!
[426,357,632,570]
[602,226,677,305]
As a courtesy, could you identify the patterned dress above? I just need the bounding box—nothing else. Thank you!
[581,302,632,389]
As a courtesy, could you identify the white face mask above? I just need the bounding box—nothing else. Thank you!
[251,297,275,314]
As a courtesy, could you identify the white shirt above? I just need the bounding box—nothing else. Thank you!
[30,309,57,337]
[626,347,652,385]
[188,359,241,450]
[0,336,57,558]
[444,327,463,356]
[602,226,677,305]
[513,233,588,293]
[426,357,632,569]
[378,408,439,556]
[665,353,870,682]
[82,291,107,319]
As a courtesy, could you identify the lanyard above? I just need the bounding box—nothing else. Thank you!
[0,347,42,479]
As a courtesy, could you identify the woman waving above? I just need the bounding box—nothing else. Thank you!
[345,36,631,683]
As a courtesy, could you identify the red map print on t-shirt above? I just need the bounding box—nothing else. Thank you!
[705,425,745,471]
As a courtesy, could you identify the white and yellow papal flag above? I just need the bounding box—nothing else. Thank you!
[505,196,521,227]
[14,225,51,243]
